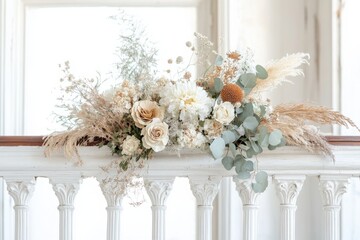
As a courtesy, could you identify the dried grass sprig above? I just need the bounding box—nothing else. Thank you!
[262,121,333,158]
[248,53,309,99]
[263,103,359,158]
[271,104,360,131]
[43,129,99,165]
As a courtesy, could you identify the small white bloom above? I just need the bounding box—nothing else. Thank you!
[213,102,235,125]
[121,135,140,156]
[141,118,169,152]
[178,124,206,148]
[203,119,223,139]
[160,81,214,122]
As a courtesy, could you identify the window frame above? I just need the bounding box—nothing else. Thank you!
[0,1,221,239]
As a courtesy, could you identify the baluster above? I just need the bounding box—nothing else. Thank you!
[98,178,125,240]
[6,177,35,240]
[189,176,221,240]
[144,177,174,240]
[273,175,305,240]
[233,178,262,240]
[319,175,350,240]
[50,177,81,240]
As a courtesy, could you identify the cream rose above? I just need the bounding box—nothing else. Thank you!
[141,118,169,152]
[131,100,164,128]
[213,102,235,125]
[121,135,140,156]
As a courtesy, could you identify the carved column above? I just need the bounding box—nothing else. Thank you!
[233,178,262,240]
[50,178,81,240]
[144,177,174,240]
[189,176,221,240]
[98,179,125,240]
[6,178,36,240]
[274,175,305,240]
[319,175,350,240]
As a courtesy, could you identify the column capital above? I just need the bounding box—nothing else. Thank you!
[189,176,221,206]
[50,178,82,206]
[144,177,174,206]
[273,175,305,205]
[233,177,260,205]
[319,175,351,206]
[6,178,35,206]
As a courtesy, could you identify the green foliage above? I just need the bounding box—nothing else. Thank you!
[237,73,257,94]
[269,129,283,146]
[214,78,224,93]
[210,137,225,159]
[252,171,269,193]
[222,156,234,170]
[243,116,259,131]
[255,65,268,79]
[215,55,224,66]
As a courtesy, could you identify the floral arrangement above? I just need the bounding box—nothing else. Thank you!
[44,23,358,193]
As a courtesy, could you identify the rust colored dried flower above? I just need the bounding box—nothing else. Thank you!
[220,83,245,104]
[227,51,241,60]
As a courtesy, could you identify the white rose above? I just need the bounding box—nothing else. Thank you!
[213,102,235,125]
[141,118,169,152]
[131,100,164,128]
[121,135,140,156]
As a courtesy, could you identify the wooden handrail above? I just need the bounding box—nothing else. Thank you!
[0,136,360,146]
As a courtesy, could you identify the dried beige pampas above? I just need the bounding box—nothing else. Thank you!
[248,53,309,99]
[263,103,359,157]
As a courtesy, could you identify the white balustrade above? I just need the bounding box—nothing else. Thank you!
[319,175,351,240]
[1,145,360,240]
[233,178,262,240]
[98,178,125,240]
[273,175,305,240]
[189,176,221,240]
[50,177,81,240]
[144,177,174,240]
[5,177,35,240]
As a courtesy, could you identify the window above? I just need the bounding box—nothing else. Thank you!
[0,1,216,239]
[340,0,360,135]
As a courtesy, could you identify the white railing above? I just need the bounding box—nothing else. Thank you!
[1,141,360,240]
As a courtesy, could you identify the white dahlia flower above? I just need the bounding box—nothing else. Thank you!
[160,81,214,121]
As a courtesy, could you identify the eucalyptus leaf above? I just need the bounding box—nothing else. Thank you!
[269,129,283,146]
[222,156,234,170]
[215,55,224,66]
[210,137,226,159]
[238,171,251,179]
[255,171,268,183]
[243,116,259,131]
[242,160,254,172]
[222,130,237,144]
[259,134,269,148]
[256,65,268,79]
[239,103,254,122]
[252,182,268,193]
[246,147,256,158]
[229,143,237,157]
[240,73,257,87]
[239,73,257,94]
[250,140,261,153]
[214,78,224,93]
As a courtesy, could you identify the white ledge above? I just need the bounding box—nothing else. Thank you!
[1,146,360,178]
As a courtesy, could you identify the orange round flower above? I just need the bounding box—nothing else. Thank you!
[220,83,245,104]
